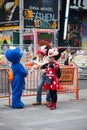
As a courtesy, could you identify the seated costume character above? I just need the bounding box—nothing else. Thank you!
[41,47,65,110]
[5,47,28,108]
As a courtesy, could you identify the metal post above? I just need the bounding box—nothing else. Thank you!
[58,0,61,46]
[19,0,24,50]
[54,29,56,47]
[63,0,70,40]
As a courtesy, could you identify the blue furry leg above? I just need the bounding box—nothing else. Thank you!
[12,101,24,109]
[12,97,24,109]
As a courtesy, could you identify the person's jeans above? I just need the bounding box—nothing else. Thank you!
[36,73,51,103]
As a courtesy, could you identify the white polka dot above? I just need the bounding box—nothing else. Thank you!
[49,71,52,74]
[53,81,56,84]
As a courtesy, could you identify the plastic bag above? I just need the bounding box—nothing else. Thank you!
[8,69,14,82]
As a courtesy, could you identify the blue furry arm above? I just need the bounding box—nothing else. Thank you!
[18,63,28,77]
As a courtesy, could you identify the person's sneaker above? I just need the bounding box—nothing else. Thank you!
[32,101,41,105]
[43,101,50,105]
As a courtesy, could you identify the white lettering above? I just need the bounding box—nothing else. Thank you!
[40,7,53,12]
[30,12,55,22]
[29,6,39,11]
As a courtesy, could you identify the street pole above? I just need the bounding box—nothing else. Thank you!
[19,0,24,50]
[58,0,61,47]
[63,0,70,41]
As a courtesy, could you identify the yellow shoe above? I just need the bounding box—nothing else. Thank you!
[32,101,41,105]
[43,101,50,105]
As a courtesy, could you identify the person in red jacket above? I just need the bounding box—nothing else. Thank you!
[41,47,65,110]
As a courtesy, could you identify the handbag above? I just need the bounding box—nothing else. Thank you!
[45,76,53,85]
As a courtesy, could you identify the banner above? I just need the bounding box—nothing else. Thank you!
[24,0,58,29]
[0,0,19,28]
[60,67,74,85]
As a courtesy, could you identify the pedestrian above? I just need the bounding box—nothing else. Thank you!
[41,47,65,110]
[1,39,9,53]
[76,0,84,7]
[70,0,84,7]
[32,45,51,105]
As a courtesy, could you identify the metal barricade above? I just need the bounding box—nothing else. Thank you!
[23,64,79,100]
[0,68,10,106]
[0,64,79,106]
[58,64,79,100]
[23,68,43,96]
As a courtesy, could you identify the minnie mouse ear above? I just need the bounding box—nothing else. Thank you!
[57,47,66,53]
[52,47,66,61]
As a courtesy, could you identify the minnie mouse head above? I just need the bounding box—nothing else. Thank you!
[48,47,66,61]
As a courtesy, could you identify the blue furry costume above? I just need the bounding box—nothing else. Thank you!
[5,47,28,108]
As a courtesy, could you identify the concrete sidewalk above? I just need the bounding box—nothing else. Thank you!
[0,89,87,130]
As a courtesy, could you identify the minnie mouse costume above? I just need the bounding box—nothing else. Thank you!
[41,47,65,110]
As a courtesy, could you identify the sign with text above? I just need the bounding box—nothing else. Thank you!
[24,0,58,29]
[60,67,74,85]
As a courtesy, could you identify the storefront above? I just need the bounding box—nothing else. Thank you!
[68,0,87,48]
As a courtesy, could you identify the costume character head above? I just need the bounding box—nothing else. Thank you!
[37,45,49,56]
[5,47,23,63]
[32,45,49,65]
[39,40,51,49]
[48,47,66,61]
[5,47,28,108]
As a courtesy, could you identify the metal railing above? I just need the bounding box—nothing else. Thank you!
[0,45,87,106]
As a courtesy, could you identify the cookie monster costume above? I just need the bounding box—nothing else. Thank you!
[5,47,28,108]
